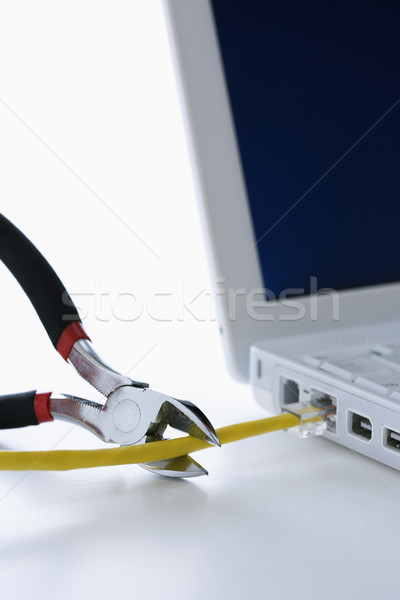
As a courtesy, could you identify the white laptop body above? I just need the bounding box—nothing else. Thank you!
[163,0,400,469]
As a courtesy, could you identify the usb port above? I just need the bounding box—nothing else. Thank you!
[384,428,400,452]
[349,411,372,441]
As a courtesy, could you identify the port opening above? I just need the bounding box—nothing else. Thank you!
[257,360,262,379]
[281,378,300,405]
[349,411,372,441]
[383,428,400,452]
[310,389,337,433]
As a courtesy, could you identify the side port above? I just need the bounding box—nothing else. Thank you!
[309,389,337,433]
[383,428,400,452]
[280,378,300,404]
[349,411,372,441]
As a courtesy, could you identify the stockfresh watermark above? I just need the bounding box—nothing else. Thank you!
[62,276,340,323]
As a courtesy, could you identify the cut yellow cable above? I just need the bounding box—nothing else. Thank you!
[0,413,300,471]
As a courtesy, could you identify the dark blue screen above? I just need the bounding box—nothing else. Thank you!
[211,0,400,296]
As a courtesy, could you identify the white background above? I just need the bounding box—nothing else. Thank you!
[0,2,399,599]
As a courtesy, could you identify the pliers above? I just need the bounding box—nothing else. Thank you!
[0,214,220,477]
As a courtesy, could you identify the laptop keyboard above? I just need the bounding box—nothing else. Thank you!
[303,343,400,399]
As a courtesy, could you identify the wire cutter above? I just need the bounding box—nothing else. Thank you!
[0,214,220,477]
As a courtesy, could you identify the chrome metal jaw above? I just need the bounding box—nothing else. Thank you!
[49,340,220,477]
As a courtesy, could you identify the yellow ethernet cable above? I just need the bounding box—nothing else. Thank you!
[0,413,300,472]
[0,400,335,472]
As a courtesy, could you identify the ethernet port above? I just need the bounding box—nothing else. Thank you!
[281,379,300,405]
[310,389,337,433]
[349,411,372,441]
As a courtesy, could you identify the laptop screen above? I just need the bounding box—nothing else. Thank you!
[211,0,400,298]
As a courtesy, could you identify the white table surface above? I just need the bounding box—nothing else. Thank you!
[1,369,400,600]
[0,2,399,598]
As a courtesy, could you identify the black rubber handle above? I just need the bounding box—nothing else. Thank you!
[0,391,38,429]
[0,214,81,348]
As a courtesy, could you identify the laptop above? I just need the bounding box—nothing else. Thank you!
[163,0,400,469]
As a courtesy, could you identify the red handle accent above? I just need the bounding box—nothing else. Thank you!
[56,322,91,360]
[34,393,54,424]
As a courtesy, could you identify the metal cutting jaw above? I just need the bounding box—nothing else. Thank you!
[50,340,220,477]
